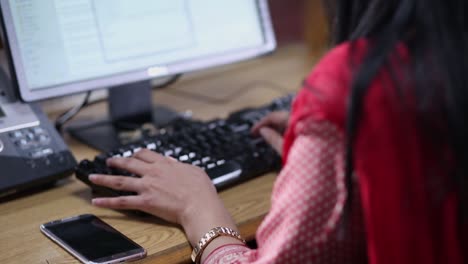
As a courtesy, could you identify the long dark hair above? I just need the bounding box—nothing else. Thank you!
[329,0,468,223]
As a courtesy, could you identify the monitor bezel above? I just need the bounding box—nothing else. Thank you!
[0,0,276,102]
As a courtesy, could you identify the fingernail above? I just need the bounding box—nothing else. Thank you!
[92,198,101,205]
[89,174,98,181]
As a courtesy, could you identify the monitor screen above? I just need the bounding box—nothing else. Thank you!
[0,0,275,101]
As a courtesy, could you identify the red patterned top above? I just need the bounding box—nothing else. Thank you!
[205,41,465,264]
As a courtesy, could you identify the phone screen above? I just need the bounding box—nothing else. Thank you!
[42,214,144,262]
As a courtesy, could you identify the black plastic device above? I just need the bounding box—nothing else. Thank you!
[0,102,77,198]
[0,68,76,198]
[76,94,294,195]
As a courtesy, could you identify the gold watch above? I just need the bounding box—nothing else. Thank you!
[191,227,246,263]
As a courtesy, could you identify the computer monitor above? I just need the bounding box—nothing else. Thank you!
[0,0,276,150]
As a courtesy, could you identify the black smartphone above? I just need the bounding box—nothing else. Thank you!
[40,214,146,263]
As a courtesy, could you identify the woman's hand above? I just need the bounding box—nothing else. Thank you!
[251,111,289,156]
[88,149,238,246]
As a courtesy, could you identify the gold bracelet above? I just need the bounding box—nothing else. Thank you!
[191,227,246,263]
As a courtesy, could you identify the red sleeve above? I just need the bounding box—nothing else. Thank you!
[283,41,358,164]
[204,119,366,264]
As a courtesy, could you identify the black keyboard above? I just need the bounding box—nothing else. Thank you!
[75,94,294,196]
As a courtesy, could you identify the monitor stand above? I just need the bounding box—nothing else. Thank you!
[67,81,182,152]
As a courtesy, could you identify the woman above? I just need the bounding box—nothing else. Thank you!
[89,0,467,263]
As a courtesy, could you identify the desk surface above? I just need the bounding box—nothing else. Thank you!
[0,44,314,264]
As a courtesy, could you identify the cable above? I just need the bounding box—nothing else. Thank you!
[55,91,91,132]
[54,74,183,133]
[164,80,293,105]
[85,74,184,107]
[154,73,182,89]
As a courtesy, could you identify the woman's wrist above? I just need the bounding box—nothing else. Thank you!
[180,197,238,246]
[179,194,247,263]
[200,236,247,263]
[190,227,246,263]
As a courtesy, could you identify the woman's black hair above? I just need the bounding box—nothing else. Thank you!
[329,0,468,225]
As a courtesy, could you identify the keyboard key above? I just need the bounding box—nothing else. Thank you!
[133,147,142,153]
[179,155,189,162]
[175,147,183,155]
[95,154,108,165]
[164,150,174,157]
[146,143,157,150]
[38,134,51,144]
[32,127,46,135]
[206,161,242,184]
[16,139,30,149]
[10,130,24,139]
[230,124,250,133]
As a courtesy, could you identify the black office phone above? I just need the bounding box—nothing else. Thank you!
[0,100,76,198]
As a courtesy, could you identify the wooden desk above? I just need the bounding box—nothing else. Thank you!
[0,44,314,264]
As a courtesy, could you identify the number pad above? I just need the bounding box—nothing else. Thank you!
[9,126,52,150]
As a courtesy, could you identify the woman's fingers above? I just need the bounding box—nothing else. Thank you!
[251,111,289,135]
[89,174,142,192]
[92,195,145,210]
[132,149,165,164]
[89,152,230,228]
[106,156,151,175]
[259,127,283,155]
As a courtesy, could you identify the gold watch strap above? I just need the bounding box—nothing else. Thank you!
[191,227,246,263]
